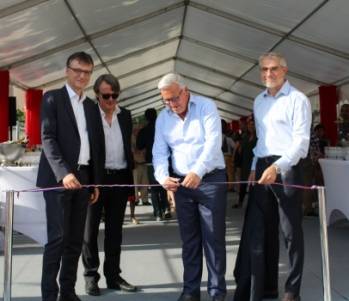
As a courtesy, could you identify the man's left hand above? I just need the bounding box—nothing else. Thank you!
[182,172,201,189]
[258,165,277,185]
[90,187,100,204]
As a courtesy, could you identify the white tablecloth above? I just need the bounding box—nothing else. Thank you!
[319,158,349,225]
[0,166,47,246]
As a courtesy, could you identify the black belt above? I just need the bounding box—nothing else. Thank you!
[105,168,127,175]
[173,168,224,180]
[258,155,281,164]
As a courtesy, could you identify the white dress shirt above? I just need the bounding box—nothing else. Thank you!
[251,80,312,173]
[99,106,127,170]
[65,83,90,165]
[153,94,225,184]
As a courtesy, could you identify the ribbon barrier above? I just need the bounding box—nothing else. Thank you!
[2,182,331,301]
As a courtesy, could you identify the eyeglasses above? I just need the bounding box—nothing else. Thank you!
[67,66,93,76]
[260,66,282,73]
[163,90,183,105]
[100,93,119,100]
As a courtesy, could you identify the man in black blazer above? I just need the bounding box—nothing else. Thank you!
[36,52,103,301]
[82,74,137,296]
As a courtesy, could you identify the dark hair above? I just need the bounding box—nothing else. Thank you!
[314,123,324,131]
[93,74,120,94]
[66,51,94,68]
[221,119,228,134]
[145,108,157,122]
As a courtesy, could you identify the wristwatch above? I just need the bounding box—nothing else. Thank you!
[272,164,281,174]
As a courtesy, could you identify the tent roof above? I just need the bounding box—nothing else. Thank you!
[1,0,349,119]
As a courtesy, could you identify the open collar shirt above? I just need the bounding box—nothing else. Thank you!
[99,106,127,170]
[251,80,312,173]
[153,94,225,184]
[65,83,90,165]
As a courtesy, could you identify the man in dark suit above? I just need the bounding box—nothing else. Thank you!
[37,52,103,301]
[82,74,137,296]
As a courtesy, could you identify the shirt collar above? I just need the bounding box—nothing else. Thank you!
[98,104,121,119]
[65,83,86,102]
[263,80,291,98]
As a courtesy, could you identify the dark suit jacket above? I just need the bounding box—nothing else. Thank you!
[96,105,134,195]
[36,86,104,188]
[96,106,134,174]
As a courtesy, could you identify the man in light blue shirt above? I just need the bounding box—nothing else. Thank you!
[234,53,311,301]
[153,73,227,301]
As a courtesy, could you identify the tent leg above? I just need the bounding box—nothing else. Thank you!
[317,186,332,301]
[3,190,14,301]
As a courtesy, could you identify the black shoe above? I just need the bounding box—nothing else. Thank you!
[85,280,100,296]
[164,209,172,219]
[107,276,137,292]
[177,293,200,301]
[58,293,81,301]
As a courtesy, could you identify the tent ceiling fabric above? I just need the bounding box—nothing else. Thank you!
[1,0,349,119]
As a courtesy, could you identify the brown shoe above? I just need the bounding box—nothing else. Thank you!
[282,292,300,301]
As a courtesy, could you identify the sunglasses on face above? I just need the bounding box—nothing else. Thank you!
[100,93,119,100]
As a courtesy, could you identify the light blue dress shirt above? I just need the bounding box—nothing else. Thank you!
[251,80,312,173]
[153,94,225,184]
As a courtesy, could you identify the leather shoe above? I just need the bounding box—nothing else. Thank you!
[177,293,200,301]
[58,293,81,301]
[85,280,100,296]
[282,292,301,301]
[107,276,137,292]
[212,295,225,301]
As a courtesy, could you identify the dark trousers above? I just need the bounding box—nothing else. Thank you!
[234,156,304,300]
[41,168,90,301]
[82,169,129,283]
[175,169,227,298]
[147,164,169,217]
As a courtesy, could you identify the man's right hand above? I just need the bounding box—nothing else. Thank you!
[62,173,82,189]
[248,171,256,186]
[162,177,180,192]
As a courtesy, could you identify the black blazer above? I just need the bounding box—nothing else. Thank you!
[96,106,134,174]
[36,86,104,188]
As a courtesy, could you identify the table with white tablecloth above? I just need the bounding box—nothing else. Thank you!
[319,158,349,225]
[0,166,47,246]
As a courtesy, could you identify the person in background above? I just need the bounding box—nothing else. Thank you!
[221,119,235,191]
[153,73,227,301]
[132,125,150,207]
[137,108,171,221]
[338,103,349,144]
[236,116,257,207]
[82,74,137,296]
[37,51,102,301]
[303,123,329,216]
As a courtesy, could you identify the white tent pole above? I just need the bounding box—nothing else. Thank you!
[3,190,14,301]
[317,186,332,301]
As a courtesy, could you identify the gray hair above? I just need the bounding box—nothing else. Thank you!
[157,73,186,90]
[258,52,288,68]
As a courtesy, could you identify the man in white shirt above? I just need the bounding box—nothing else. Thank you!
[234,52,311,301]
[153,73,227,301]
[82,74,137,296]
[37,52,102,301]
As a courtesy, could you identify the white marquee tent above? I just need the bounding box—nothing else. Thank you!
[1,0,349,120]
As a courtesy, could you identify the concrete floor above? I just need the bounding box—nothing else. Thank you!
[1,192,349,301]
